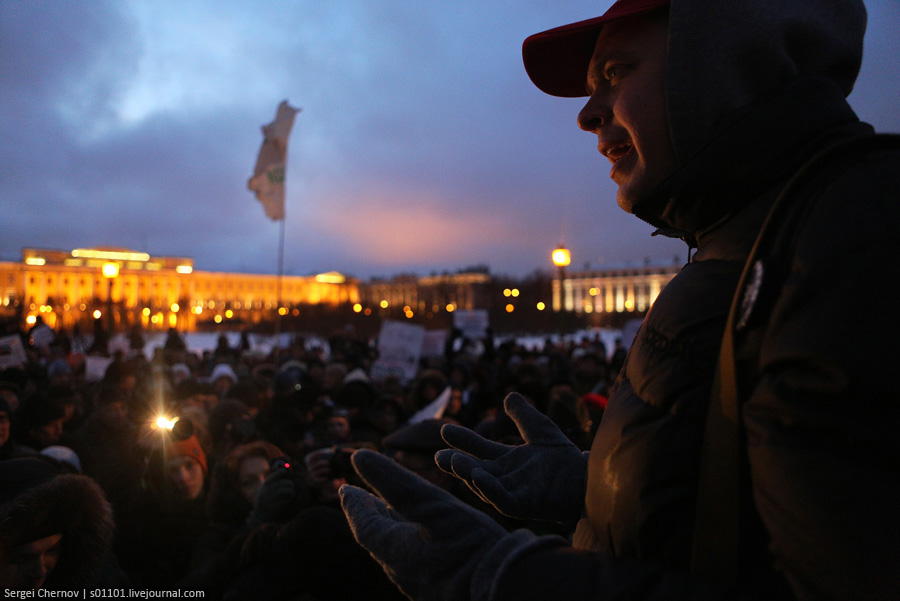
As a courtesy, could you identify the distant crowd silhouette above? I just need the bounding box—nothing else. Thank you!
[0,319,614,597]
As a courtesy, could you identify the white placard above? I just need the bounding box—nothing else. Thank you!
[421,329,449,359]
[453,309,489,340]
[84,355,114,382]
[370,320,425,384]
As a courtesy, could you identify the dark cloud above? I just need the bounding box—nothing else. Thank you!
[1,0,897,280]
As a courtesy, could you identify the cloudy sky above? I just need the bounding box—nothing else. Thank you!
[2,1,898,280]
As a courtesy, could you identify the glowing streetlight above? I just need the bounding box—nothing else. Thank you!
[551,246,571,269]
[552,245,571,312]
[101,262,120,279]
[102,262,119,333]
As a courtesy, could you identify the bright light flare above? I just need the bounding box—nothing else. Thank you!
[155,415,179,431]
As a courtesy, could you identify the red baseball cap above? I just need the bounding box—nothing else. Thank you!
[523,0,669,98]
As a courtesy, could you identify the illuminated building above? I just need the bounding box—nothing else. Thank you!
[0,247,358,332]
[359,271,491,317]
[554,261,682,315]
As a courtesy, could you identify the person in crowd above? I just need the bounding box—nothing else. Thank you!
[0,456,115,590]
[0,396,34,460]
[339,0,900,600]
[39,445,82,473]
[0,378,23,414]
[206,397,256,467]
[73,385,142,508]
[15,391,67,451]
[175,378,219,413]
[164,326,187,354]
[321,362,348,400]
[212,334,237,365]
[209,362,239,402]
[167,434,209,502]
[441,385,475,428]
[190,440,302,572]
[405,368,447,416]
[324,407,353,445]
[116,432,210,588]
[608,337,627,377]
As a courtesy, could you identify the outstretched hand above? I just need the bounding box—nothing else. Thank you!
[435,392,587,525]
[341,449,537,601]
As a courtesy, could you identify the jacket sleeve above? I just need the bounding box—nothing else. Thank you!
[739,151,900,600]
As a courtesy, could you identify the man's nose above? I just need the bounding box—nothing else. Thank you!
[578,92,610,133]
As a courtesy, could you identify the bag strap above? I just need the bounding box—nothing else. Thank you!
[691,133,900,584]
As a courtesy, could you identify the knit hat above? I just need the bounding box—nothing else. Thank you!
[170,434,208,475]
[41,445,83,472]
[209,363,238,385]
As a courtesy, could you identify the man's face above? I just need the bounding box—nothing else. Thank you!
[327,416,350,441]
[0,389,20,413]
[99,401,128,429]
[578,13,674,212]
[32,418,64,447]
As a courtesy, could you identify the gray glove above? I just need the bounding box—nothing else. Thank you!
[246,468,297,527]
[435,392,587,525]
[341,449,548,601]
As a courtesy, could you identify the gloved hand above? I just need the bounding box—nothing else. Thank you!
[435,392,587,525]
[340,449,544,601]
[246,467,297,527]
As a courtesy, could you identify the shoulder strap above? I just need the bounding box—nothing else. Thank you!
[691,133,900,584]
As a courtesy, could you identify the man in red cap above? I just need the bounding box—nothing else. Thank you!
[341,1,900,599]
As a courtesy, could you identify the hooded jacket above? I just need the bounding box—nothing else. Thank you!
[492,0,900,599]
[0,457,115,590]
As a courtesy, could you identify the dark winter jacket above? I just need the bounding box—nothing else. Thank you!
[494,0,900,599]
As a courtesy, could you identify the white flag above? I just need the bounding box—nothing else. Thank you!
[248,100,301,220]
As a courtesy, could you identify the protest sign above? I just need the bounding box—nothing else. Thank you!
[370,320,425,384]
[453,309,489,340]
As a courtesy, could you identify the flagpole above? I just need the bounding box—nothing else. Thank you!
[248,100,300,362]
[275,218,285,360]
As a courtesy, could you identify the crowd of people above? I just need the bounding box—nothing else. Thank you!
[0,318,615,597]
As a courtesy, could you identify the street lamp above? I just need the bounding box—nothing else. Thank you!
[551,245,571,312]
[102,262,119,334]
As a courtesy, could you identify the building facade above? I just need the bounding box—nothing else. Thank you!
[0,247,358,333]
[553,261,682,316]
[0,246,682,335]
[359,271,492,318]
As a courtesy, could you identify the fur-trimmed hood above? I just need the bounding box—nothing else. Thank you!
[0,457,115,590]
